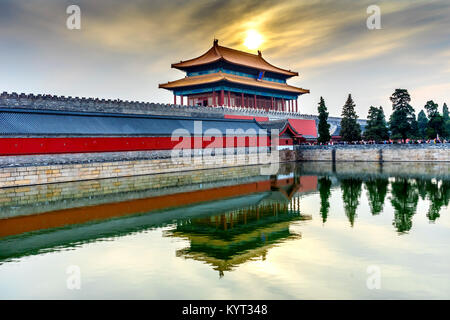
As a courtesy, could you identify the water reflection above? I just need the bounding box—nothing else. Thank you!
[0,162,449,278]
[318,177,332,223]
[166,201,310,277]
[341,178,363,227]
[365,178,389,216]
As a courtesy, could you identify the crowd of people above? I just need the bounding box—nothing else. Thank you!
[302,138,449,146]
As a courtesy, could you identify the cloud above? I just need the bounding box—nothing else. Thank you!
[0,0,449,116]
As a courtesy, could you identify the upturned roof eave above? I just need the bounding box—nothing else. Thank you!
[159,72,309,94]
[171,41,298,77]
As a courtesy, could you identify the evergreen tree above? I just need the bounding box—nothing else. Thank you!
[317,97,331,143]
[390,178,419,233]
[318,177,332,223]
[424,100,445,139]
[365,178,389,215]
[443,103,449,122]
[417,110,428,139]
[363,106,389,141]
[389,89,416,141]
[443,103,450,138]
[340,178,363,227]
[410,114,420,140]
[340,94,361,142]
[425,180,446,222]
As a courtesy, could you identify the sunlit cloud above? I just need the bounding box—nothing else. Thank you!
[0,0,449,116]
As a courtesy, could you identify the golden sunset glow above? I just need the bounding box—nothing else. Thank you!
[243,30,264,50]
[1,0,449,115]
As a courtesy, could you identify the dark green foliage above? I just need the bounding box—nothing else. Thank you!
[340,178,363,227]
[417,110,428,139]
[317,97,331,143]
[389,89,416,141]
[365,178,389,215]
[318,176,332,223]
[340,94,361,142]
[424,100,446,139]
[443,103,450,138]
[425,180,450,222]
[363,106,389,141]
[390,178,419,233]
[443,103,449,122]
[410,114,420,140]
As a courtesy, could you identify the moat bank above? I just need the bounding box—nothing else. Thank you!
[0,149,296,188]
[0,144,449,188]
[296,144,449,162]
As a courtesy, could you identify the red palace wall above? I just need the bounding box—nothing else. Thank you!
[0,136,271,156]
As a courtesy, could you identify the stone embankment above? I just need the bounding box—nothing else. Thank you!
[296,144,449,162]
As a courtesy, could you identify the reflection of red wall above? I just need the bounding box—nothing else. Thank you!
[298,176,318,193]
[0,180,272,238]
[0,136,270,156]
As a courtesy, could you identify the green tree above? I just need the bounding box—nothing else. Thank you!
[318,176,332,223]
[443,103,449,122]
[340,94,361,142]
[363,106,389,141]
[389,89,416,141]
[425,180,444,221]
[424,100,446,139]
[390,178,419,233]
[340,178,363,227]
[410,114,420,140]
[365,178,389,215]
[442,103,449,138]
[417,110,428,139]
[317,97,331,143]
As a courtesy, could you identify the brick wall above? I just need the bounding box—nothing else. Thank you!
[297,144,449,162]
[0,150,291,188]
[0,165,266,219]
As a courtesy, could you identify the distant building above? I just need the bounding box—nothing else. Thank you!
[159,39,309,113]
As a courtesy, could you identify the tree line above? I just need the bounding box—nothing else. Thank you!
[317,89,450,143]
[318,176,449,232]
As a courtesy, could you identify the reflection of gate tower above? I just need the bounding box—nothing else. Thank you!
[165,176,314,277]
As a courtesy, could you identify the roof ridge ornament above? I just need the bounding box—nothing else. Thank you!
[213,39,219,46]
[258,50,262,57]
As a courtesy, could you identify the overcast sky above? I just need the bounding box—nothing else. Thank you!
[0,0,449,117]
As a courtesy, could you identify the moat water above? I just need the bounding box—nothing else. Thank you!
[0,162,449,299]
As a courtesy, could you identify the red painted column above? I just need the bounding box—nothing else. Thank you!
[296,99,298,113]
[271,97,274,110]
[220,90,224,106]
[228,91,231,107]
[181,95,184,106]
[174,94,176,105]
[212,91,215,107]
[254,95,257,110]
[282,98,285,112]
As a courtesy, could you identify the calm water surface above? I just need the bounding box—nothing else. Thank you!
[0,162,449,299]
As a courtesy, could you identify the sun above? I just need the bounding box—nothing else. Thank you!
[243,29,264,50]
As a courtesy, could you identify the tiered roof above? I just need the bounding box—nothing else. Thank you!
[159,71,309,94]
[172,39,298,77]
